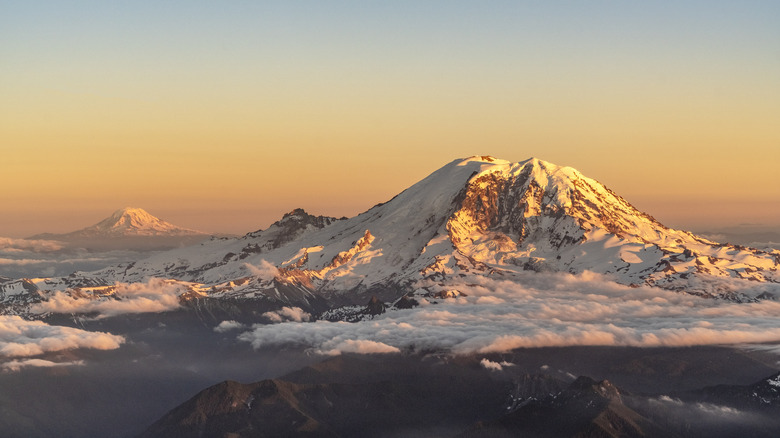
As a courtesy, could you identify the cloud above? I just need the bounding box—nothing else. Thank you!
[0,315,124,358]
[640,395,767,428]
[480,358,503,371]
[244,260,279,282]
[480,359,515,371]
[237,271,780,355]
[214,320,246,333]
[0,237,161,278]
[321,340,400,356]
[747,241,780,250]
[0,237,64,253]
[1,358,85,372]
[0,257,55,266]
[262,306,311,323]
[739,343,780,358]
[31,278,183,319]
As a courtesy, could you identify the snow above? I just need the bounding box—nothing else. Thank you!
[619,247,644,264]
[34,207,207,239]
[87,207,205,236]
[87,157,775,301]
[4,155,779,318]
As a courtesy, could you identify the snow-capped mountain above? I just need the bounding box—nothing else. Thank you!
[21,207,212,253]
[29,207,207,239]
[4,156,779,318]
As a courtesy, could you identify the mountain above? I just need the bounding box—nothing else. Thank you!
[683,371,780,411]
[461,376,672,438]
[26,207,210,250]
[5,156,779,320]
[139,354,507,438]
[30,207,207,239]
[141,375,658,438]
[140,352,780,438]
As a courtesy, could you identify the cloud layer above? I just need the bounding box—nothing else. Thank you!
[1,358,86,372]
[238,271,780,355]
[0,237,65,253]
[31,278,183,319]
[0,315,124,358]
[261,306,312,323]
[214,320,246,333]
[0,235,160,278]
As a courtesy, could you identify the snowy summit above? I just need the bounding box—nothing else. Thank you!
[30,207,207,239]
[85,207,205,237]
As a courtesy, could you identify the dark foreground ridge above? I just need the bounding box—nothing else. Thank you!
[140,350,780,438]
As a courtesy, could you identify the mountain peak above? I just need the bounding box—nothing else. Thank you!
[452,156,575,181]
[457,155,510,166]
[269,208,342,230]
[519,156,559,169]
[109,207,158,222]
[89,208,204,236]
[244,208,343,247]
[114,206,151,215]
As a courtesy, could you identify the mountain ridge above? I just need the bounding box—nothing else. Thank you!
[139,352,780,438]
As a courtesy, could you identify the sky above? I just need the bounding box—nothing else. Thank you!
[2,0,779,237]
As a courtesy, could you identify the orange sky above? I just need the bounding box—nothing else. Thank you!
[2,1,779,236]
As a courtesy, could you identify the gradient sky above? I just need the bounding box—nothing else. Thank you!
[2,1,778,236]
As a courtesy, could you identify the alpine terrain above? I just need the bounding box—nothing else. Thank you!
[3,156,777,320]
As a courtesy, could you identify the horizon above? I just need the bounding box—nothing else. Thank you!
[4,154,780,239]
[2,1,778,237]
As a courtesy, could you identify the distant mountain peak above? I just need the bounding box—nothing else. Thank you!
[105,207,164,227]
[113,206,153,217]
[28,208,207,241]
[87,207,205,237]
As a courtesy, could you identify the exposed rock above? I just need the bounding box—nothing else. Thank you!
[363,295,386,316]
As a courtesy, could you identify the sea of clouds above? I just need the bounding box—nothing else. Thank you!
[237,271,780,356]
[30,278,184,319]
[4,260,780,371]
[0,236,156,278]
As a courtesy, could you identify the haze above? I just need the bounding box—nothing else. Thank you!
[2,1,778,237]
